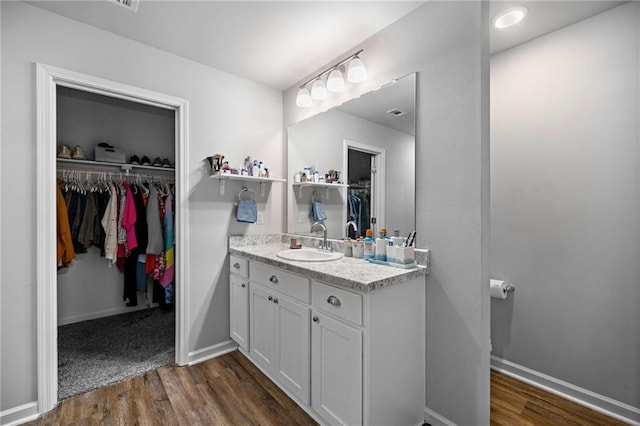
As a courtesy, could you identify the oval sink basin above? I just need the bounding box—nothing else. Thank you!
[277,248,343,262]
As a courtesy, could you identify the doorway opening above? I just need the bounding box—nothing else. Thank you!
[343,140,385,238]
[36,64,190,414]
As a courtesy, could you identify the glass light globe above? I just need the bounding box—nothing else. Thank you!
[347,56,367,83]
[311,79,327,100]
[327,68,345,92]
[296,87,312,108]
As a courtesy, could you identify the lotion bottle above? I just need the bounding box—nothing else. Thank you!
[363,229,375,260]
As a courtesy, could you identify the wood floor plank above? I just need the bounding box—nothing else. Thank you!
[491,370,628,426]
[25,352,628,426]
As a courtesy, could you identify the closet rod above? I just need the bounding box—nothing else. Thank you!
[57,168,175,183]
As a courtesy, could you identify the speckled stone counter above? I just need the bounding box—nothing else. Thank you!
[229,234,429,293]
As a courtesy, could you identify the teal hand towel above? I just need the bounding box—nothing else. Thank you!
[310,201,327,221]
[237,199,257,223]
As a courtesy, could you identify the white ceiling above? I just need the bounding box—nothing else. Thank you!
[27,1,627,90]
[490,1,626,55]
[26,0,424,90]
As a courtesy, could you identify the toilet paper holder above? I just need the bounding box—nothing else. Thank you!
[504,285,515,293]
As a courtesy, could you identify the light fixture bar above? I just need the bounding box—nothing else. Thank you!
[299,49,364,89]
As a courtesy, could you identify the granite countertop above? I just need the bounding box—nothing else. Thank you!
[229,236,429,293]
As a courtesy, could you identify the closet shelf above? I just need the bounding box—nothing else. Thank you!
[57,158,175,173]
[210,173,285,196]
[292,181,348,199]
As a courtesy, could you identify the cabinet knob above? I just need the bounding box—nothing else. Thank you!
[241,283,246,288]
[327,295,342,307]
[273,298,279,304]
[312,316,319,323]
[268,296,273,301]
[269,275,279,284]
[233,262,240,269]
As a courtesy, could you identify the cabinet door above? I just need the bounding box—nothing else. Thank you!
[276,295,310,405]
[250,284,276,373]
[311,311,362,426]
[229,275,249,351]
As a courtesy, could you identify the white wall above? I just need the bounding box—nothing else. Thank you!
[1,1,283,411]
[284,2,490,424]
[287,109,415,239]
[491,2,639,409]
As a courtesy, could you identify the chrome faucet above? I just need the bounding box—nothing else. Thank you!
[345,220,357,238]
[310,221,330,251]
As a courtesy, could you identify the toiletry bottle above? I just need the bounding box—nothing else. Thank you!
[294,171,301,183]
[353,238,364,258]
[314,169,319,183]
[302,167,309,182]
[375,231,387,261]
[363,229,375,260]
[252,161,259,177]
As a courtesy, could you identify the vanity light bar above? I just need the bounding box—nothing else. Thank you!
[296,50,367,108]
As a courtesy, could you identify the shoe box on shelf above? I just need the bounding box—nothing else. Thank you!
[94,142,126,163]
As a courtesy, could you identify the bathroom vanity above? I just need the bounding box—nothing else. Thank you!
[229,235,428,426]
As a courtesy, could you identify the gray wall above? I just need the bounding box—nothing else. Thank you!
[490,2,639,408]
[57,86,175,163]
[1,1,283,411]
[284,2,490,424]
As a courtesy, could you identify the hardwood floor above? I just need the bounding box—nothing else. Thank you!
[491,370,628,426]
[25,351,627,426]
[26,351,318,426]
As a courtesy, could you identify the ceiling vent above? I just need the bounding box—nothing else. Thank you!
[109,0,139,12]
[386,108,406,117]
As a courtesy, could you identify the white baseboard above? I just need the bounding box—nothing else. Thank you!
[491,355,640,426]
[424,406,457,426]
[187,339,237,365]
[0,401,39,426]
[58,303,159,326]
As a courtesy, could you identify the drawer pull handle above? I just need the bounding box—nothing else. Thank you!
[273,298,279,304]
[268,296,273,301]
[241,283,246,288]
[233,262,240,269]
[313,316,319,323]
[327,296,342,307]
[269,275,279,284]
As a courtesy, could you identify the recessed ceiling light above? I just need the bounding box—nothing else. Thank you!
[493,6,528,30]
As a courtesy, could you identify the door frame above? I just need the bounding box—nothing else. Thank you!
[343,139,386,236]
[36,63,190,413]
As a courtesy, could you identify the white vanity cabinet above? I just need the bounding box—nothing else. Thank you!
[249,263,311,405]
[229,253,425,426]
[229,255,249,351]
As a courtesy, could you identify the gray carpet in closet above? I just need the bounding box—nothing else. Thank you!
[58,307,175,400]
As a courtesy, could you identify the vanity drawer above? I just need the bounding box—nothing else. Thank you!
[312,281,362,326]
[230,255,248,278]
[250,261,310,303]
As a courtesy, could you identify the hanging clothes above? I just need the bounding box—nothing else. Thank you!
[101,183,119,263]
[122,181,138,252]
[56,181,75,268]
[146,184,164,255]
[160,194,174,288]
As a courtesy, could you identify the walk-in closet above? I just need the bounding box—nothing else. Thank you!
[55,86,177,400]
[347,149,373,238]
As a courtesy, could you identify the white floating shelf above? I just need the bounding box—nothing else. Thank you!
[210,173,285,196]
[292,181,349,199]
